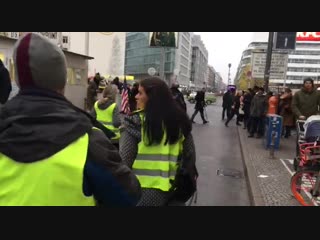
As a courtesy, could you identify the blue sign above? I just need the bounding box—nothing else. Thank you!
[264,114,283,150]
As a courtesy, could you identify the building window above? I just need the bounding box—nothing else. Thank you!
[63,36,69,44]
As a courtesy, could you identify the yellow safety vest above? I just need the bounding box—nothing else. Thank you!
[0,134,95,206]
[132,111,185,192]
[94,101,120,141]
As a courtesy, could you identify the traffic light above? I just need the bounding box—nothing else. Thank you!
[273,32,297,50]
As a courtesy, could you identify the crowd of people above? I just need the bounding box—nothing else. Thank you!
[222,78,320,139]
[2,33,319,207]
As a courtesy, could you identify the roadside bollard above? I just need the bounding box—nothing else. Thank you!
[269,129,276,159]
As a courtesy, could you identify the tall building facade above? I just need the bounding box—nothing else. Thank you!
[63,32,126,78]
[207,65,215,90]
[175,32,193,87]
[236,32,320,90]
[125,32,193,87]
[125,32,175,83]
[191,34,208,89]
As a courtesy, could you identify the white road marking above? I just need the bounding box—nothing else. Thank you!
[258,175,269,178]
[280,159,294,176]
[280,158,319,206]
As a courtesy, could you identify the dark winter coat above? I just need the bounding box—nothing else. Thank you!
[0,88,141,206]
[250,93,267,117]
[292,87,320,119]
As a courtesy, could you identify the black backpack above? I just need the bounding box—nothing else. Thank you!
[168,156,198,204]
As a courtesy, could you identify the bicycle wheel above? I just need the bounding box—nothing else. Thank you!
[291,170,320,206]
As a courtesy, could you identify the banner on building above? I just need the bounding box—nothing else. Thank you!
[149,32,178,48]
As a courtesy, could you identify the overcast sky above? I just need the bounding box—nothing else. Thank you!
[195,32,254,84]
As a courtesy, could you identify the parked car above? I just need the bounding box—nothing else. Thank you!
[187,92,217,105]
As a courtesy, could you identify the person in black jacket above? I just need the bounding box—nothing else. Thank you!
[222,89,233,120]
[171,83,187,112]
[0,59,12,104]
[225,90,242,127]
[0,32,141,206]
[190,88,208,124]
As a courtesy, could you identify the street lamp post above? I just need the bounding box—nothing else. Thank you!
[264,32,274,93]
[228,63,232,85]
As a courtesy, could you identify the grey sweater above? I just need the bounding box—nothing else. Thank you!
[119,113,197,206]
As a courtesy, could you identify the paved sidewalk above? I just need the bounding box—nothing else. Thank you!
[237,126,300,206]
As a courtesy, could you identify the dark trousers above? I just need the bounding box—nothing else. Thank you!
[226,109,240,125]
[222,107,231,120]
[243,113,250,129]
[282,126,292,138]
[191,108,206,122]
[250,117,264,136]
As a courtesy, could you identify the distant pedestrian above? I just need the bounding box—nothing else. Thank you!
[225,90,242,127]
[267,91,279,115]
[279,88,294,138]
[86,73,101,112]
[242,90,252,130]
[171,83,187,112]
[128,82,139,112]
[190,88,209,124]
[222,89,233,120]
[248,87,268,138]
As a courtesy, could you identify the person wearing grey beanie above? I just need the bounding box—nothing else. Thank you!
[91,84,121,148]
[0,33,141,206]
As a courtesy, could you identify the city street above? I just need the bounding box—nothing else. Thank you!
[187,97,251,206]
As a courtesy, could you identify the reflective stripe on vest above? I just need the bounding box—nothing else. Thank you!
[94,101,120,140]
[132,112,185,192]
[0,134,95,206]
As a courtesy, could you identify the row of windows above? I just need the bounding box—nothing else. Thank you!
[180,55,189,67]
[287,76,306,81]
[126,48,163,58]
[292,50,320,55]
[297,43,320,48]
[125,62,175,74]
[126,32,148,42]
[126,55,158,65]
[183,32,190,39]
[126,38,148,50]
[181,35,190,49]
[181,46,189,58]
[289,59,320,64]
[126,64,158,74]
[180,65,189,75]
[243,49,252,57]
[126,55,176,66]
[287,68,320,73]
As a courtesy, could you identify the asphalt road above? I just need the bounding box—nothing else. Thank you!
[187,97,251,206]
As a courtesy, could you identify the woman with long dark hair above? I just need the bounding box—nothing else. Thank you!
[120,77,198,206]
